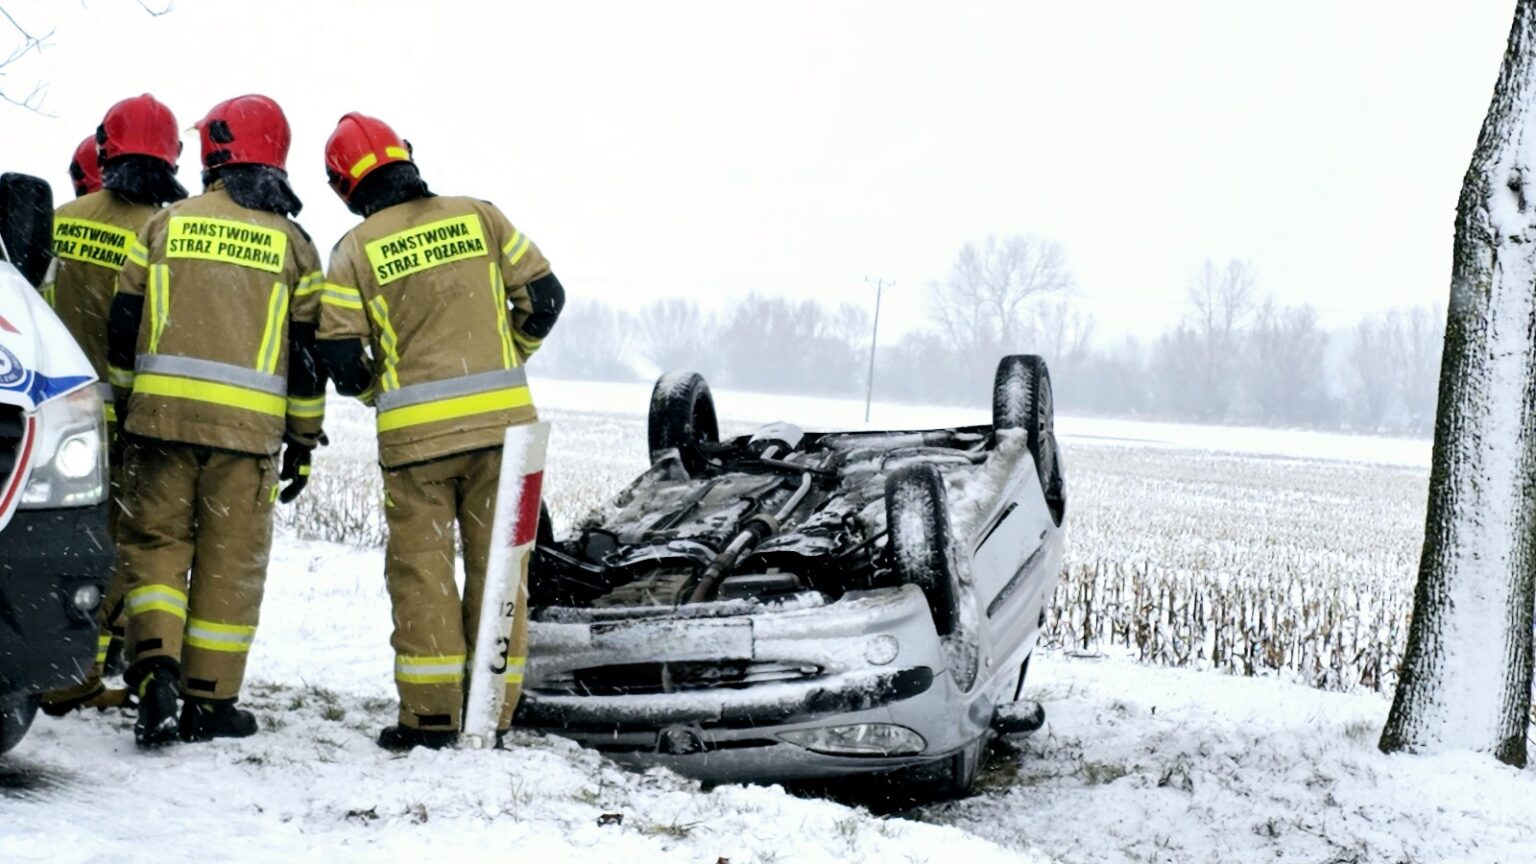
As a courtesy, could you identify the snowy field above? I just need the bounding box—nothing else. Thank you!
[3,376,1531,863]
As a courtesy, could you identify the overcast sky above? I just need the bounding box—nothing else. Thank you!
[1,0,1518,342]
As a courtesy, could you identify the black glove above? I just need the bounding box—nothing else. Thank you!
[278,436,315,504]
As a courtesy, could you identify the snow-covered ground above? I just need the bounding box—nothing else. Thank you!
[2,377,1528,863]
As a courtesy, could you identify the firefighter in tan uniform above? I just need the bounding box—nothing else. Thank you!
[69,133,104,198]
[315,113,564,751]
[39,94,188,716]
[108,94,327,747]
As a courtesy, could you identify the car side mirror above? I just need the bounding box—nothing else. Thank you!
[0,172,54,289]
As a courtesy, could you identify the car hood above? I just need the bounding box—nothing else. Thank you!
[0,260,94,412]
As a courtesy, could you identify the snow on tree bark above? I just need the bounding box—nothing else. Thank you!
[1379,0,1536,768]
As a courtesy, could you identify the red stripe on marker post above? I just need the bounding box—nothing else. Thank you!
[512,470,544,547]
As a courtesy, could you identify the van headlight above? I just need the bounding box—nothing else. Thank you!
[19,386,107,509]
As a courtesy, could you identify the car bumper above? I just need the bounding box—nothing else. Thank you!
[519,585,989,783]
[0,502,112,694]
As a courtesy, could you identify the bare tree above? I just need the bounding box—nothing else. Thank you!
[1393,305,1445,434]
[1029,294,1097,377]
[1380,0,1536,768]
[1344,314,1399,431]
[636,298,711,373]
[1244,299,1331,427]
[1,2,171,112]
[931,234,1074,368]
[1181,258,1257,422]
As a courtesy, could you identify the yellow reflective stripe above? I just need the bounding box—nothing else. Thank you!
[503,231,531,266]
[127,242,149,268]
[376,387,532,433]
[256,282,290,375]
[349,152,378,178]
[287,394,325,419]
[103,401,117,423]
[95,633,113,664]
[504,656,526,683]
[385,146,410,160]
[125,585,188,620]
[356,384,377,407]
[320,282,363,310]
[367,296,402,391]
[294,271,325,298]
[490,262,515,369]
[134,373,286,417]
[394,653,466,684]
[147,265,169,353]
[108,366,136,388]
[42,283,55,308]
[185,618,257,653]
[512,331,542,355]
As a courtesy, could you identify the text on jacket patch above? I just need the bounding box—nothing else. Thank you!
[364,214,487,286]
[165,216,288,274]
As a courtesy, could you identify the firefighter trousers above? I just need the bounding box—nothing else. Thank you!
[382,447,530,732]
[117,439,278,700]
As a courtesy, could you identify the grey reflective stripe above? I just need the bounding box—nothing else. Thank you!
[135,354,285,396]
[96,382,114,401]
[374,367,528,412]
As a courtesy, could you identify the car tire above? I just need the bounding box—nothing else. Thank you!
[885,463,962,637]
[647,371,720,477]
[0,172,55,288]
[992,355,1065,524]
[0,692,38,756]
[901,735,985,800]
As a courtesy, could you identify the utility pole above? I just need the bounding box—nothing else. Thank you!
[863,277,892,423]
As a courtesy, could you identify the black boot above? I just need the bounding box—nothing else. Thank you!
[130,659,180,748]
[377,725,457,752]
[179,697,258,742]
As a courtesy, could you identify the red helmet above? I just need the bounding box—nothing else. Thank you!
[69,134,102,197]
[196,94,291,172]
[97,94,181,165]
[324,112,412,201]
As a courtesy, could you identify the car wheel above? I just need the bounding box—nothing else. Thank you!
[902,735,985,800]
[885,463,962,637]
[993,355,1065,524]
[0,692,38,755]
[647,371,720,477]
[0,172,55,288]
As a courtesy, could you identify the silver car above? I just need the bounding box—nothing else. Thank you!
[520,355,1066,796]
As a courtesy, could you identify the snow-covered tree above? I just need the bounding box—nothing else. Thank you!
[1379,0,1536,768]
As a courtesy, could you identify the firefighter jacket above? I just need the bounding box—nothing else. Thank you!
[113,181,325,456]
[42,190,159,421]
[317,196,550,468]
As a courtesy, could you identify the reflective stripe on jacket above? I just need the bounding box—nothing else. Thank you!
[115,183,324,455]
[316,196,550,468]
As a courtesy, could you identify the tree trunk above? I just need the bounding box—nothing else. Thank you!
[1380,0,1536,768]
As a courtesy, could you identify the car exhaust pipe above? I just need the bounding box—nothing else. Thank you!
[687,464,814,604]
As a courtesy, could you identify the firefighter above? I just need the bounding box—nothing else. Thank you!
[107,94,327,747]
[69,133,103,198]
[39,95,188,717]
[314,113,564,751]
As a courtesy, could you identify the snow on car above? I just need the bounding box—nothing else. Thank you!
[519,355,1067,796]
[0,172,113,756]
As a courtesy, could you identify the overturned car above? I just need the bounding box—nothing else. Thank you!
[521,356,1066,795]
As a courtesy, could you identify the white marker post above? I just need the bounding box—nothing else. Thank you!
[462,420,550,747]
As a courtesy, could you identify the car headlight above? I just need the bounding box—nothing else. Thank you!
[19,386,107,509]
[778,723,927,757]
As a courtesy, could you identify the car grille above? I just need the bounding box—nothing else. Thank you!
[537,660,823,696]
[0,403,22,483]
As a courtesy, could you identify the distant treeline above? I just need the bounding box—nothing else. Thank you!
[535,239,1443,437]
